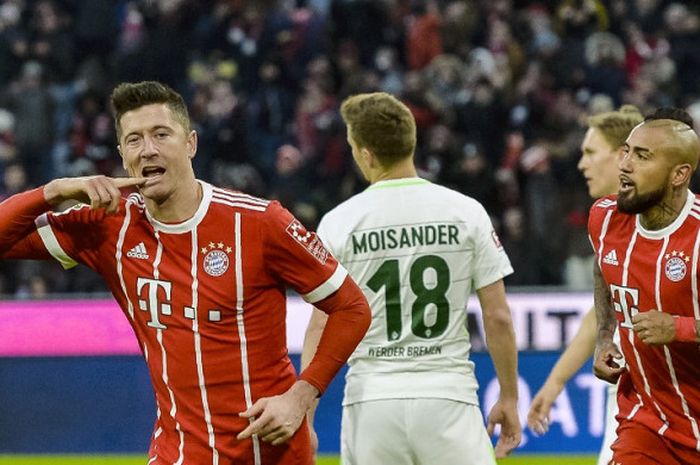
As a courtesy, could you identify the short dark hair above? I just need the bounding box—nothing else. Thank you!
[110,81,191,140]
[644,107,694,128]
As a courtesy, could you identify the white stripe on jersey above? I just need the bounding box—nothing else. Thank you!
[212,189,270,206]
[35,213,79,269]
[597,199,617,208]
[211,198,267,212]
[302,264,348,303]
[655,237,700,447]
[116,202,135,319]
[233,212,261,465]
[596,210,614,268]
[691,211,700,222]
[153,233,186,465]
[190,229,219,465]
[622,230,646,419]
[692,229,700,320]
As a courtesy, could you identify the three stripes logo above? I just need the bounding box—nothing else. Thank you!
[603,249,619,266]
[127,242,149,260]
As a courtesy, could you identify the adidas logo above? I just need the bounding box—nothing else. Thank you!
[603,249,619,266]
[126,242,149,260]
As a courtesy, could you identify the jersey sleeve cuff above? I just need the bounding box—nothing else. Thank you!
[301,265,348,304]
[35,213,79,269]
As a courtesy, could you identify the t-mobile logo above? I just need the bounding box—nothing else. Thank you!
[609,284,639,329]
[137,277,173,329]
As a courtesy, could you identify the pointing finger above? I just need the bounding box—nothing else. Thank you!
[112,177,148,188]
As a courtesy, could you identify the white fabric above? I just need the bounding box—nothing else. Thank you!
[317,178,513,405]
[341,399,496,465]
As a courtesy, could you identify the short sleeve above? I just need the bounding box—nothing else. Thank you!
[471,203,513,290]
[263,202,347,304]
[37,203,108,269]
[588,195,616,260]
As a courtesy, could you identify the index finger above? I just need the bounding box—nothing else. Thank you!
[112,177,148,188]
[237,416,267,440]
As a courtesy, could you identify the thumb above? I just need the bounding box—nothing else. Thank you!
[239,398,267,419]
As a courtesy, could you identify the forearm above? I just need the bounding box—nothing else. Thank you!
[300,308,328,424]
[484,313,519,400]
[593,263,615,343]
[0,187,51,255]
[479,280,518,400]
[544,307,597,389]
[299,276,370,394]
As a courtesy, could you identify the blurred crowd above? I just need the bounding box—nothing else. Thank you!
[1,0,700,297]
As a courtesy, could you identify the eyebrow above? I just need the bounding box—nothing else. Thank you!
[623,142,652,156]
[124,125,173,139]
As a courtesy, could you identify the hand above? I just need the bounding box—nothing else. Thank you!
[308,421,318,458]
[44,176,147,214]
[486,398,521,458]
[527,381,562,436]
[237,381,319,446]
[632,310,675,345]
[593,340,625,384]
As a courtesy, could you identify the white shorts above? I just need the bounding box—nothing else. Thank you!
[598,383,619,465]
[341,398,496,465]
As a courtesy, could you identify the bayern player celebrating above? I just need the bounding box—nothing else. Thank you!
[591,108,700,464]
[0,81,371,465]
[528,105,643,465]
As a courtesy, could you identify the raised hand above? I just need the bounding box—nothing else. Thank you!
[43,176,147,214]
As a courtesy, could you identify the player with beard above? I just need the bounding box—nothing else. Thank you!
[528,105,643,465]
[590,108,700,464]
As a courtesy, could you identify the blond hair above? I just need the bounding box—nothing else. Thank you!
[340,92,416,165]
[587,104,644,148]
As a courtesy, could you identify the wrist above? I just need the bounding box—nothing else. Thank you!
[43,180,65,206]
[673,316,697,342]
[291,380,320,409]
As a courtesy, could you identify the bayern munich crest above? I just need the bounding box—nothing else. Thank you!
[201,242,232,277]
[664,250,689,282]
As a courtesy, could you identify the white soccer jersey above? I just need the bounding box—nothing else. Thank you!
[318,178,513,405]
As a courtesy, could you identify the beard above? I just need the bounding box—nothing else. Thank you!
[617,184,667,214]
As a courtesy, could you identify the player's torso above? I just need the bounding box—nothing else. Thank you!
[597,200,700,448]
[94,190,296,461]
[327,181,484,403]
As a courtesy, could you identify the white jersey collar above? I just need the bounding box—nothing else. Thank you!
[144,180,213,234]
[634,189,695,240]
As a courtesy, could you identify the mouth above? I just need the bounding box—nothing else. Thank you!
[141,166,166,183]
[619,176,635,194]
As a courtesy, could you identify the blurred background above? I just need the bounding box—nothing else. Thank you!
[1,0,699,462]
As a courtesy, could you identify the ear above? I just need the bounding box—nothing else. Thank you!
[361,147,376,168]
[672,163,692,187]
[187,130,198,160]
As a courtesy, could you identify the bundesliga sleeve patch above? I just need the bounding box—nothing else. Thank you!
[286,219,329,264]
[491,230,504,250]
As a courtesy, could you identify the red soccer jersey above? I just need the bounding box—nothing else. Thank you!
[33,182,347,464]
[589,193,700,452]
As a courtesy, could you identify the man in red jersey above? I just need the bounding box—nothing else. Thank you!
[0,81,371,465]
[590,107,700,465]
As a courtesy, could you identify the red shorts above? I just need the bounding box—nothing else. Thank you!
[611,420,700,465]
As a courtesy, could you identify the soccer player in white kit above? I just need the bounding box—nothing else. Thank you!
[302,92,521,465]
[527,105,643,464]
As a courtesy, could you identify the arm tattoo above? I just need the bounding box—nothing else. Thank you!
[593,263,615,343]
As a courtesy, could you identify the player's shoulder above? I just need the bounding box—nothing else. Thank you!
[592,194,618,211]
[209,186,272,215]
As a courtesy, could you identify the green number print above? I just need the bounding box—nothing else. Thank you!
[367,255,450,341]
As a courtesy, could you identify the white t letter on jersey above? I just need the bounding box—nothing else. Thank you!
[609,284,639,329]
[137,277,173,329]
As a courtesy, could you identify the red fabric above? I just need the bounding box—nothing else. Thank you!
[589,195,700,452]
[0,185,361,465]
[0,187,53,259]
[299,275,370,393]
[611,419,698,465]
[674,316,697,342]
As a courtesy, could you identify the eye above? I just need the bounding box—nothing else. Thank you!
[125,135,141,146]
[155,131,169,139]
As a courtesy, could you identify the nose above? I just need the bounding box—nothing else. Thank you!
[577,155,587,172]
[618,151,632,173]
[141,135,158,157]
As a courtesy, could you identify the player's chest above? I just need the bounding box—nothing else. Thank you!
[113,228,267,330]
